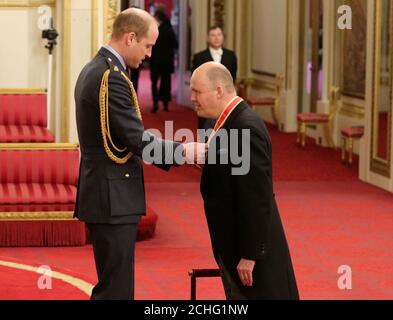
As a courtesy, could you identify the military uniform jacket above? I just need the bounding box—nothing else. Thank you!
[74,47,182,224]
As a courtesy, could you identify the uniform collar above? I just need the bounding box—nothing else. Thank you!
[103,44,127,71]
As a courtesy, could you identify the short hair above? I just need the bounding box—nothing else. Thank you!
[112,8,156,41]
[208,26,224,35]
[206,65,235,94]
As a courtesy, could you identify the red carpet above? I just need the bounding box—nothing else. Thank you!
[0,70,392,300]
[0,263,89,300]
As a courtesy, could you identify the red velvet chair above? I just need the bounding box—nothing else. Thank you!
[0,91,55,142]
[297,86,340,148]
[341,126,364,166]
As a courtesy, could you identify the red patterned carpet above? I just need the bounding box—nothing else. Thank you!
[0,70,392,300]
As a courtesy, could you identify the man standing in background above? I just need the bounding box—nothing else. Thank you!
[150,7,178,113]
[192,26,238,131]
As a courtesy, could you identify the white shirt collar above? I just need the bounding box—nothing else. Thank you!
[209,47,223,56]
[209,47,223,63]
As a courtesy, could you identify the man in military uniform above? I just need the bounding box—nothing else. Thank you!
[74,8,205,300]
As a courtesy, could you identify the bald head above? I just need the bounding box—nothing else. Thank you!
[191,62,237,119]
[193,62,236,95]
[112,8,157,41]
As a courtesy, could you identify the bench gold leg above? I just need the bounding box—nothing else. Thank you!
[348,137,354,166]
[341,137,346,164]
[271,101,279,125]
[300,123,306,148]
[324,124,335,148]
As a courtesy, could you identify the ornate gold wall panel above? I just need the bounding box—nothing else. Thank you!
[370,0,392,178]
[341,0,367,99]
[104,0,118,43]
[339,103,366,119]
[213,0,224,29]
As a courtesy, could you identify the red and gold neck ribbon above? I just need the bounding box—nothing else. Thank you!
[208,96,243,144]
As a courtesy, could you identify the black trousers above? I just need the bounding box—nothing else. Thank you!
[150,66,172,107]
[87,223,138,300]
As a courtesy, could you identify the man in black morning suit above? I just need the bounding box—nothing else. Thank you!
[149,9,178,113]
[74,8,206,300]
[192,26,238,132]
[191,62,299,300]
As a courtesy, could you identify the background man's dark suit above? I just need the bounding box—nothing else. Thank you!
[74,47,182,299]
[150,17,178,112]
[192,48,237,82]
[192,48,238,131]
[201,101,299,300]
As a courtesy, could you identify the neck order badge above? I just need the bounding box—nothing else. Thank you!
[208,96,244,145]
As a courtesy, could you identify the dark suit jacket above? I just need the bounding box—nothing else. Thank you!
[201,101,299,299]
[150,19,178,74]
[192,48,238,82]
[74,47,182,224]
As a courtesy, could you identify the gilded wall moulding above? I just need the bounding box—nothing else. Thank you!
[104,0,118,43]
[213,0,225,29]
[339,103,365,119]
[342,0,367,99]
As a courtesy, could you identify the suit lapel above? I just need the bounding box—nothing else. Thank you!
[203,49,214,62]
[221,49,229,67]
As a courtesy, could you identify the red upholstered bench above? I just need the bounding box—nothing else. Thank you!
[0,91,55,143]
[341,126,364,166]
[297,87,340,148]
[0,143,158,246]
[0,144,85,247]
